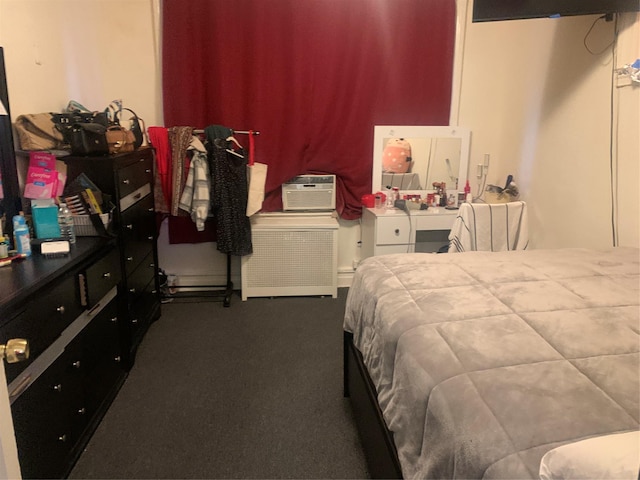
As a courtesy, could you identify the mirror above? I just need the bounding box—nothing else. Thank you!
[372,125,471,195]
[0,47,21,240]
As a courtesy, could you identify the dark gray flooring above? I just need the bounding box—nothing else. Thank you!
[70,288,369,479]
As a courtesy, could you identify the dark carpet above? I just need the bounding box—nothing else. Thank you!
[69,288,369,479]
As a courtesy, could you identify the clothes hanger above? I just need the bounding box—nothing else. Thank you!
[225,135,244,158]
[226,135,243,150]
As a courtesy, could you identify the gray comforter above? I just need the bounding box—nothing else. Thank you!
[343,247,640,479]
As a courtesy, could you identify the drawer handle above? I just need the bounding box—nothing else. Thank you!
[78,407,86,415]
[127,256,134,262]
[129,288,136,294]
[133,192,142,201]
[53,383,63,392]
[110,316,118,323]
[72,360,81,369]
[103,272,112,278]
[131,318,138,324]
[122,179,130,185]
[150,263,155,268]
[114,356,121,363]
[126,224,134,230]
[148,208,154,213]
[152,289,157,294]
[147,236,153,241]
[56,305,65,314]
[58,434,67,443]
[145,168,151,173]
[394,229,400,235]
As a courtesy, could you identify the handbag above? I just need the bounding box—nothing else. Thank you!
[70,123,109,156]
[114,108,145,149]
[106,125,135,154]
[52,111,110,146]
[14,113,65,150]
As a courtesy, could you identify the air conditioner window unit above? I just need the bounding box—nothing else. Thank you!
[282,174,336,211]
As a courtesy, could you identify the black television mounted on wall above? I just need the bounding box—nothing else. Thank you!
[473,0,640,22]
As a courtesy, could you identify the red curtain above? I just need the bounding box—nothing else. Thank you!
[162,0,456,220]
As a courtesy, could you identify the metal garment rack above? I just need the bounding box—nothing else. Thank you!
[166,253,234,307]
[162,128,259,307]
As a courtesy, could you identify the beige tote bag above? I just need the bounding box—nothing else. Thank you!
[246,131,267,217]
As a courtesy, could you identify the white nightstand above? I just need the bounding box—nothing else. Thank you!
[361,206,458,258]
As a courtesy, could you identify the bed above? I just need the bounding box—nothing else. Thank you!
[343,247,639,479]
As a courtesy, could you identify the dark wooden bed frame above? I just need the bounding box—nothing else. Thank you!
[343,331,403,479]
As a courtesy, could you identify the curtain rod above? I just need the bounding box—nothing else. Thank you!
[192,129,260,135]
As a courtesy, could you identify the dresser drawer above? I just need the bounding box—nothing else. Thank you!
[82,249,121,307]
[121,194,155,275]
[1,276,82,383]
[126,251,157,300]
[116,156,153,199]
[375,215,413,245]
[11,354,73,479]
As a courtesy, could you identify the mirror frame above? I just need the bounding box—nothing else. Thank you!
[0,47,21,240]
[372,125,471,196]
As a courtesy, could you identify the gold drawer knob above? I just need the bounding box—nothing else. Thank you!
[0,339,29,363]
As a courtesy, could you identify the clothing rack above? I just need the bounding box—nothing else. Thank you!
[162,254,233,307]
[162,126,257,307]
[192,129,260,135]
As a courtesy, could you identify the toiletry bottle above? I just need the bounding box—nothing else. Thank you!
[13,215,32,256]
[464,180,472,203]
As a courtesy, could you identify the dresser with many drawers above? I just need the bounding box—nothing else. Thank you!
[0,238,124,478]
[63,147,161,367]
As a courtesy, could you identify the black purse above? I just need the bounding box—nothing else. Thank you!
[69,123,109,156]
[52,111,110,146]
[115,108,145,149]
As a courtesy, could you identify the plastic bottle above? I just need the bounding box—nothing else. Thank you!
[58,203,76,244]
[13,215,32,256]
[464,180,472,203]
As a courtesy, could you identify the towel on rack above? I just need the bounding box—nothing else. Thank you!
[448,201,528,252]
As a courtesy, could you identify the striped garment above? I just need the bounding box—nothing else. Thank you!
[448,201,528,252]
[178,149,210,231]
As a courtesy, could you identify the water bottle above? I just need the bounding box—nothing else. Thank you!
[58,203,76,244]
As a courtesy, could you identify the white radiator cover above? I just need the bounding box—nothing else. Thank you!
[241,212,339,300]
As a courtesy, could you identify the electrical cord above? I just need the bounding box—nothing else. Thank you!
[608,15,620,247]
[583,14,615,56]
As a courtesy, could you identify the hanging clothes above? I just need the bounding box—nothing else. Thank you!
[147,126,171,214]
[168,126,193,216]
[205,125,252,256]
[178,136,210,231]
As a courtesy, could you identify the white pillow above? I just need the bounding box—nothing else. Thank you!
[539,431,639,480]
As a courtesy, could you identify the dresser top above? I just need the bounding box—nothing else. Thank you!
[0,237,113,319]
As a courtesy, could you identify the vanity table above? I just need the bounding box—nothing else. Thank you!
[363,125,471,259]
[361,206,457,258]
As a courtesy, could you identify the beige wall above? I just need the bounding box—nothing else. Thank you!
[457,6,639,249]
[1,1,638,287]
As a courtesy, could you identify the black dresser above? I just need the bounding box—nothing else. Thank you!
[0,238,125,479]
[63,147,161,368]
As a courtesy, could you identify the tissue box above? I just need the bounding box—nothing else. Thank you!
[31,200,61,239]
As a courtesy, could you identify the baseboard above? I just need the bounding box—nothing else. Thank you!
[338,268,355,288]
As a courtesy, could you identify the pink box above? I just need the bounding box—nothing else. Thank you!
[29,151,56,170]
[24,166,58,199]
